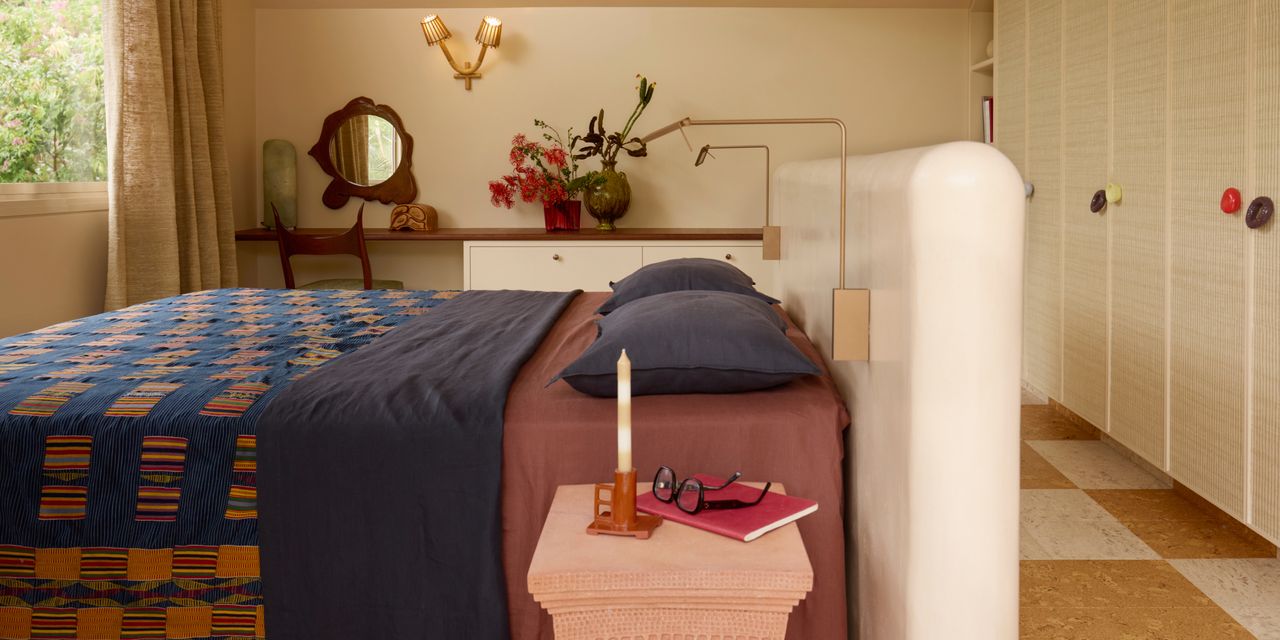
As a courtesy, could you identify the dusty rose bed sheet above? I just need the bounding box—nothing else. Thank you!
[501,291,851,640]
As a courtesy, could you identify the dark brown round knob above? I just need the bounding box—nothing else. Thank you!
[724,253,733,260]
[552,253,561,261]
[1247,196,1274,229]
[1090,190,1107,214]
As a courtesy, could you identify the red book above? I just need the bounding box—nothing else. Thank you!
[637,474,818,542]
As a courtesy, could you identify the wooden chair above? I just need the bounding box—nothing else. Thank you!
[272,204,404,290]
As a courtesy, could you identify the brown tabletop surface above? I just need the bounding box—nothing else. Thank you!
[527,483,812,595]
[234,227,765,242]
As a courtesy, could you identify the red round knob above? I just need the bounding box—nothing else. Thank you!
[1222,187,1242,214]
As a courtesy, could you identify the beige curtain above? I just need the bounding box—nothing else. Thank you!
[104,0,237,310]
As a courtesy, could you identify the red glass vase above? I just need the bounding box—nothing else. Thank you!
[543,200,581,232]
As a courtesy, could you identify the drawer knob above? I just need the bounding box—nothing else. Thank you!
[552,253,561,261]
[724,253,733,260]
[1090,189,1107,214]
[1222,187,1243,214]
[1105,183,1123,204]
[1247,196,1274,229]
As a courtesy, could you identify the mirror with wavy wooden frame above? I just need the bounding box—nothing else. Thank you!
[309,97,417,209]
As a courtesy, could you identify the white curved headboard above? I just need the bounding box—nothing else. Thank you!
[775,142,1024,640]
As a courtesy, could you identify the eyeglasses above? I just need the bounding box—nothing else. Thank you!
[652,465,772,515]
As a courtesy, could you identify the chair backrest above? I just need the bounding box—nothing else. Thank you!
[273,203,373,290]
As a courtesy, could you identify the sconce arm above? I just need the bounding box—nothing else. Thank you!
[436,40,491,75]
[472,45,490,73]
[436,40,467,75]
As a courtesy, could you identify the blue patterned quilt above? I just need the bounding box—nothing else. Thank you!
[0,288,456,639]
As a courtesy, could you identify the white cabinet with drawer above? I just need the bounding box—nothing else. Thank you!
[463,240,774,295]
[640,245,775,296]
[466,245,642,292]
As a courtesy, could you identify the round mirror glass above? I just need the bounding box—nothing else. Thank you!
[328,114,402,187]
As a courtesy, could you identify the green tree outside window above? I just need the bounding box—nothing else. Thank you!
[0,0,105,183]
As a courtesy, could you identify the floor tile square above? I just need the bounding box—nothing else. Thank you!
[1021,490,1159,560]
[1021,560,1256,639]
[1172,559,1280,639]
[1234,608,1280,640]
[1022,443,1076,490]
[1021,560,1214,608]
[1021,405,1099,441]
[1089,490,1277,559]
[1123,520,1277,560]
[1022,526,1050,560]
[1028,441,1169,490]
[1020,606,1256,639]
[1088,489,1212,522]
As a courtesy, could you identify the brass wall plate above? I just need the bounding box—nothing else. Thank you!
[832,288,870,362]
[762,226,782,261]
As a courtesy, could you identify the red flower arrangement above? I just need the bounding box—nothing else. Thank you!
[489,121,600,211]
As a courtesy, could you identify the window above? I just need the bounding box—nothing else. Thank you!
[0,0,105,184]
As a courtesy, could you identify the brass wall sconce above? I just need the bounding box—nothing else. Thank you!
[694,144,779,261]
[642,117,868,362]
[420,14,503,90]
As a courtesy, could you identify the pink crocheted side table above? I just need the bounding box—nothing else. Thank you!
[527,483,813,640]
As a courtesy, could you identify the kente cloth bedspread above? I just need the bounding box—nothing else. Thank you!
[0,288,457,640]
[256,290,579,640]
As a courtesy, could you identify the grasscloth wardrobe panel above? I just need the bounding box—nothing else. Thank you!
[1168,0,1249,518]
[1108,0,1168,467]
[1060,0,1109,428]
[995,0,1027,175]
[998,0,1280,543]
[1024,0,1064,398]
[1252,0,1280,539]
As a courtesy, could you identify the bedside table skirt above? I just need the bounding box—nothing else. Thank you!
[501,292,851,640]
[554,604,796,639]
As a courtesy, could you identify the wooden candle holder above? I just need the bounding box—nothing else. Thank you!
[585,469,662,539]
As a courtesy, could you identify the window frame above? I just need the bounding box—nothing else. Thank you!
[0,182,108,218]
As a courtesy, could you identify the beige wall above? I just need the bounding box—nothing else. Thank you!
[224,0,260,283]
[0,7,967,336]
[242,7,969,289]
[0,210,108,337]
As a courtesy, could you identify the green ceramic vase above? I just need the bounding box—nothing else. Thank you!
[262,139,297,229]
[584,160,631,231]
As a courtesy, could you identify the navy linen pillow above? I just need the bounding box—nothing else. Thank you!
[554,290,820,397]
[595,258,779,315]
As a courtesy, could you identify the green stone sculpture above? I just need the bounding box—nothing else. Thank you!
[263,139,297,229]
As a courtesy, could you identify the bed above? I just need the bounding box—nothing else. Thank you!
[0,287,848,640]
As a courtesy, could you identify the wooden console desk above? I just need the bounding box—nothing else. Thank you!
[234,227,764,242]
[235,227,773,294]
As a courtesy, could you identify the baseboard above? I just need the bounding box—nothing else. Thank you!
[1047,399,1278,556]
[1020,381,1048,405]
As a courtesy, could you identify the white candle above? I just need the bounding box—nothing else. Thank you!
[617,349,632,472]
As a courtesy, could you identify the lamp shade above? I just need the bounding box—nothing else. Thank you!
[695,145,714,166]
[420,15,452,45]
[475,16,502,47]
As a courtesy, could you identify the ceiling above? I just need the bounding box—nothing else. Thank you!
[254,0,977,9]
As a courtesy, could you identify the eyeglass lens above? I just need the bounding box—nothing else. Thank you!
[654,467,676,502]
[676,480,702,513]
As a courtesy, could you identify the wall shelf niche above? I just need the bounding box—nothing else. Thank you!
[967,0,994,142]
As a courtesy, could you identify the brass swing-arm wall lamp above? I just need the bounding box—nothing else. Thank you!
[640,117,869,362]
[420,14,503,90]
[693,144,777,261]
